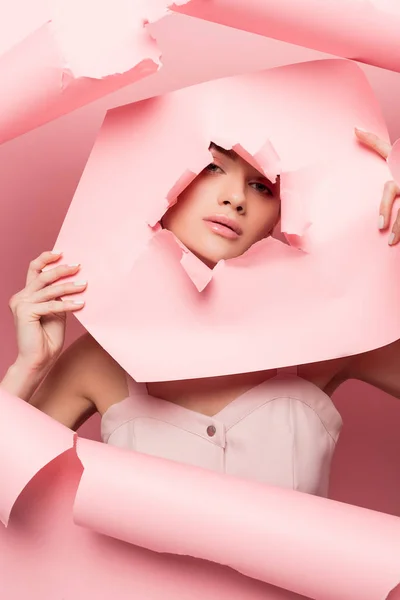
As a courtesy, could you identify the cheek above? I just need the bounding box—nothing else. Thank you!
[162,185,203,234]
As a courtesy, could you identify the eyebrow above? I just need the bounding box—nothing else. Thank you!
[209,141,279,187]
[209,142,238,160]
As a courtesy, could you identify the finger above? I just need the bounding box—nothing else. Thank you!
[25,250,63,286]
[30,299,85,318]
[27,263,81,293]
[31,280,87,303]
[388,208,400,246]
[379,180,400,230]
[354,128,392,160]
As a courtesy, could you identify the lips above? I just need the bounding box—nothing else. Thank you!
[203,214,243,236]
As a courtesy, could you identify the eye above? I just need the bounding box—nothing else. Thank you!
[205,162,224,174]
[250,181,274,196]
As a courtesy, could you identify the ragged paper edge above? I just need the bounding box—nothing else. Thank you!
[142,137,309,291]
[47,0,192,81]
[387,138,400,187]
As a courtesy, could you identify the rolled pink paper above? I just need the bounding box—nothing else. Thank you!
[74,437,400,600]
[0,0,191,145]
[0,388,75,525]
[175,0,400,74]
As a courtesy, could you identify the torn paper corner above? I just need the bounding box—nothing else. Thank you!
[146,146,213,228]
[146,169,201,228]
[233,140,282,184]
[50,0,191,79]
[145,0,193,23]
[280,186,312,239]
[0,388,76,526]
[149,227,215,292]
[179,244,215,292]
[209,135,281,185]
[387,138,400,187]
[279,166,319,240]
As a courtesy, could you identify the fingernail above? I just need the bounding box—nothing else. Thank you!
[51,250,62,255]
[355,127,367,133]
[68,263,80,267]
[73,280,87,286]
[72,300,85,305]
[379,215,385,229]
[388,232,395,245]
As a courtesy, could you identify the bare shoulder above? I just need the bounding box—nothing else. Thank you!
[297,355,353,395]
[29,332,129,429]
[66,332,129,414]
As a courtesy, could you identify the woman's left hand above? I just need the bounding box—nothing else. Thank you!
[355,127,400,245]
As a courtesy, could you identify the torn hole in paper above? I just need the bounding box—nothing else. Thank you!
[145,139,311,292]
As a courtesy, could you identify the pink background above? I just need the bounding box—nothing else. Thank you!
[1,15,400,600]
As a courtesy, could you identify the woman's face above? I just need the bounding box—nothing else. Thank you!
[162,144,281,268]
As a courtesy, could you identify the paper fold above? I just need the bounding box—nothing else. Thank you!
[175,0,400,74]
[0,0,191,145]
[388,139,400,187]
[0,388,75,525]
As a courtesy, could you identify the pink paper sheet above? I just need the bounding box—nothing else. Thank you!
[54,59,400,382]
[0,0,190,145]
[1,389,399,600]
[175,0,400,74]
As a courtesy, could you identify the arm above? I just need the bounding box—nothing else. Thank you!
[346,339,400,399]
[2,332,128,431]
[1,250,128,430]
[343,130,400,397]
[28,333,128,429]
[2,334,97,431]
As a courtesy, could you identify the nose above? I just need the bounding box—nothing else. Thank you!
[218,182,247,214]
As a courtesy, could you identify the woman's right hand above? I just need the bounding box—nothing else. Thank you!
[8,250,87,376]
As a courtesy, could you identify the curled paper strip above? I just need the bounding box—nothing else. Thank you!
[388,139,400,187]
[0,388,75,526]
[55,59,400,382]
[176,0,400,74]
[1,389,399,599]
[0,0,191,145]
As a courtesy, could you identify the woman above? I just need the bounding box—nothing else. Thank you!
[1,128,399,497]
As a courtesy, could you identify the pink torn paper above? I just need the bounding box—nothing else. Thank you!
[0,0,191,145]
[0,388,74,526]
[73,437,400,600]
[388,139,400,186]
[54,59,400,382]
[174,0,400,74]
